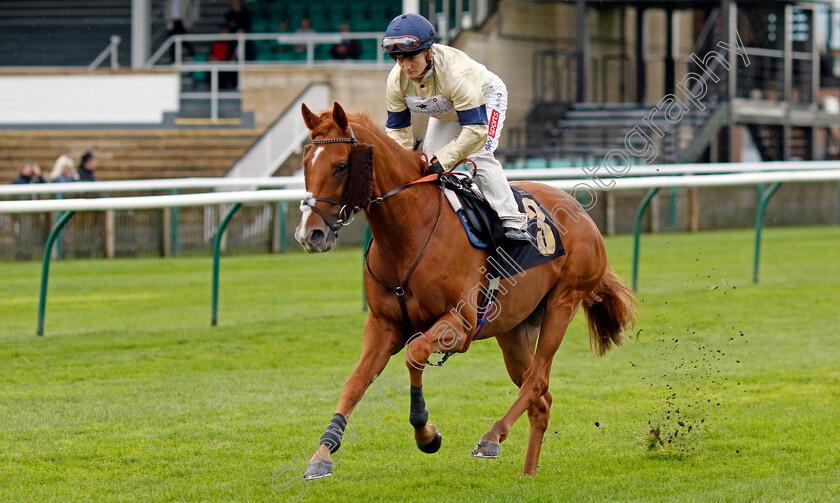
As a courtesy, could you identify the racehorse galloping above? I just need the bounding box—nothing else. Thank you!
[295,102,636,478]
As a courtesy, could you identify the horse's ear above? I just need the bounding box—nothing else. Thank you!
[301,103,321,130]
[332,102,349,132]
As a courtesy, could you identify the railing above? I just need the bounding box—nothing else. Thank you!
[226,83,330,178]
[88,35,121,70]
[4,163,840,335]
[145,31,384,121]
[532,50,581,106]
[146,32,389,68]
[422,0,498,44]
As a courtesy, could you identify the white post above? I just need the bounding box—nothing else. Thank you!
[131,0,151,69]
[175,38,183,66]
[211,68,219,122]
[110,35,121,69]
[403,0,420,14]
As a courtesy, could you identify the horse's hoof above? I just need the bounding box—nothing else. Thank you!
[471,439,500,458]
[302,459,333,480]
[417,429,442,454]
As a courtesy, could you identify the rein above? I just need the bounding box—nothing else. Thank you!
[364,189,445,338]
[302,127,450,351]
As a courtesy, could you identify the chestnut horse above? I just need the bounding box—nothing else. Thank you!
[295,102,636,478]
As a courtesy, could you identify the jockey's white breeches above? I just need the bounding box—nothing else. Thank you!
[422,72,527,229]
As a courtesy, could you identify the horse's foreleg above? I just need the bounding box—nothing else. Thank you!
[405,312,473,453]
[474,290,584,474]
[303,316,399,480]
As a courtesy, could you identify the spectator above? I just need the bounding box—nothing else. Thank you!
[12,160,46,184]
[210,25,233,62]
[49,155,78,183]
[330,24,362,60]
[224,0,255,61]
[165,0,199,61]
[275,21,292,57]
[77,151,97,182]
[295,18,314,55]
[209,25,239,89]
[225,0,251,33]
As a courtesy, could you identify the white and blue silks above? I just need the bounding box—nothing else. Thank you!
[384,44,527,230]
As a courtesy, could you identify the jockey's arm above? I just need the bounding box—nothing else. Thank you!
[433,119,488,170]
[433,70,489,169]
[385,74,416,150]
[384,109,415,150]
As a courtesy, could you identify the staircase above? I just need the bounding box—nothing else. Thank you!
[499,8,729,167]
[746,124,812,161]
[0,0,233,67]
[0,0,132,67]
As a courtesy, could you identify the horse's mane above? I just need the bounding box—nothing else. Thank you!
[311,109,426,169]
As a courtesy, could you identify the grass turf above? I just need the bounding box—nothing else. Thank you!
[1,226,839,502]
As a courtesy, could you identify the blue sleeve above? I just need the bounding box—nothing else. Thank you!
[456,105,488,126]
[386,109,412,129]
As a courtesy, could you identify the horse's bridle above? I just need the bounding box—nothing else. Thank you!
[300,127,360,235]
[300,127,440,235]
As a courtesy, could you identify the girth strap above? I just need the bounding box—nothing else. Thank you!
[364,189,445,338]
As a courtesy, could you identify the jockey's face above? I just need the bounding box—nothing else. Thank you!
[396,49,431,80]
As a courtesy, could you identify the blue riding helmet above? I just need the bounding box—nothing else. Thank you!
[382,13,436,56]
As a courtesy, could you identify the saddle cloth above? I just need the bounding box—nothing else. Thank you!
[440,174,565,279]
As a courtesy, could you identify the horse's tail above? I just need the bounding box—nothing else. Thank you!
[582,266,637,356]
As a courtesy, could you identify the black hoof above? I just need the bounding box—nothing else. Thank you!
[302,459,333,480]
[471,439,500,458]
[417,429,442,454]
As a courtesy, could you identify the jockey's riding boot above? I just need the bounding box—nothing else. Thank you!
[503,226,531,242]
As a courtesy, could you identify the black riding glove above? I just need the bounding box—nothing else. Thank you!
[427,157,444,175]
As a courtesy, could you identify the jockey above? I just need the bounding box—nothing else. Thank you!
[381,13,530,242]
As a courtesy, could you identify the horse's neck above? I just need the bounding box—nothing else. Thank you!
[367,185,441,258]
[361,131,439,266]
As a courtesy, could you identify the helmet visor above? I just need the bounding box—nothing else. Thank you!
[381,35,429,53]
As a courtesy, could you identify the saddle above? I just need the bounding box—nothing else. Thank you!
[438,173,566,280]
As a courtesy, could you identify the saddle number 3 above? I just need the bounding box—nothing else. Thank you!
[521,197,556,256]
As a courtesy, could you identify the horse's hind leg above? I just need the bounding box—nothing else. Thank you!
[485,322,553,475]
[474,288,585,475]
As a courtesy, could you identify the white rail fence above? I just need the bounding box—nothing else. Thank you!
[3,165,839,335]
[4,160,840,198]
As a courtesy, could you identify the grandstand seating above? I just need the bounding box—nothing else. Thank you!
[244,0,399,61]
[0,0,397,66]
[0,129,261,182]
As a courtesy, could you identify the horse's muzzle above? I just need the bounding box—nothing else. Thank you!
[297,226,336,253]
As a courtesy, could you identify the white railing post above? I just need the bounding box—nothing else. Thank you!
[88,35,122,70]
[210,68,219,122]
[175,37,183,66]
[110,35,121,69]
[307,42,315,67]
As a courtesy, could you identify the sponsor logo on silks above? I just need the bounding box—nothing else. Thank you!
[494,92,503,108]
[488,109,500,139]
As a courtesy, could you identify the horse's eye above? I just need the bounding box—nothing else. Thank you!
[335,162,348,175]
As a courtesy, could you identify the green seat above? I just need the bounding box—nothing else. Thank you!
[191,52,208,83]
[252,19,272,33]
[359,39,378,60]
